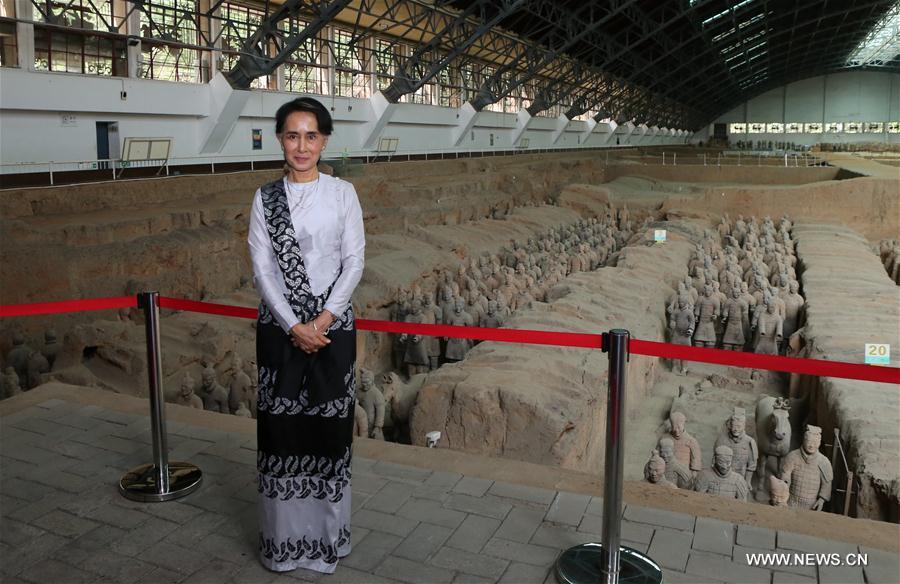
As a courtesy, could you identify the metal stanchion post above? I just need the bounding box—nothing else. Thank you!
[119,291,203,502]
[555,330,662,584]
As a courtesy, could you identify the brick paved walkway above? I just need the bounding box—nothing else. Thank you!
[2,397,898,584]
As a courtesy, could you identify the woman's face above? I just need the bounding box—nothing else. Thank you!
[279,111,328,177]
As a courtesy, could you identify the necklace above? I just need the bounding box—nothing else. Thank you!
[285,174,320,210]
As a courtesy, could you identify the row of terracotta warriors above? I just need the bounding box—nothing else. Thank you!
[647,409,833,512]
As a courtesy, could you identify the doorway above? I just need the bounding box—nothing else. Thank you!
[96,122,120,170]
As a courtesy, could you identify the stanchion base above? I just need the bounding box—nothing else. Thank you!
[555,543,662,584]
[119,462,203,502]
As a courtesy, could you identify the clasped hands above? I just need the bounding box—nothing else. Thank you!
[289,311,335,354]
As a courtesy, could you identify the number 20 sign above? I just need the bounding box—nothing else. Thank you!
[864,343,890,366]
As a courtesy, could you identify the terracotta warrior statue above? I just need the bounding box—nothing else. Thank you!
[752,296,783,355]
[659,411,702,473]
[175,372,203,409]
[481,300,503,329]
[1,367,21,399]
[781,280,805,341]
[42,329,61,370]
[228,355,253,415]
[667,281,691,316]
[400,299,430,378]
[658,437,693,489]
[353,401,368,438]
[439,286,455,324]
[6,332,32,389]
[692,284,720,348]
[668,297,695,375]
[769,476,789,507]
[644,450,677,488]
[444,297,473,362]
[26,350,50,389]
[781,425,833,511]
[423,293,442,370]
[693,445,750,501]
[720,286,749,351]
[714,407,758,485]
[357,368,385,440]
[392,287,411,368]
[199,366,229,413]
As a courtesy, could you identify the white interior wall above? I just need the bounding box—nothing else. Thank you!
[695,71,900,146]
[0,67,689,169]
[785,77,825,122]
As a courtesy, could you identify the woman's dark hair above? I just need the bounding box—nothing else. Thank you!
[275,97,333,135]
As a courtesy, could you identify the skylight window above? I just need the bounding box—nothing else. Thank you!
[846,2,900,67]
[711,11,766,43]
[702,0,754,27]
[712,28,735,43]
[738,71,768,88]
[727,41,768,70]
[720,31,767,55]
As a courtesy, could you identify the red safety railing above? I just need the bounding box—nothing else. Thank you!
[3,294,897,384]
[2,291,896,581]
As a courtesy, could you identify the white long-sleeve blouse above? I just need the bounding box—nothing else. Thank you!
[248,173,365,333]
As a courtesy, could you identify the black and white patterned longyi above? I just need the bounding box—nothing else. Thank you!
[255,178,355,574]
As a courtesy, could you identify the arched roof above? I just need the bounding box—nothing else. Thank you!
[457,0,899,128]
[225,0,899,129]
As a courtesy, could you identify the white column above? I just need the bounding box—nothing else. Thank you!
[323,27,334,96]
[509,108,533,146]
[452,101,480,146]
[201,0,219,83]
[15,0,34,70]
[366,35,376,98]
[274,64,286,91]
[125,1,141,78]
[633,123,648,144]
[579,118,597,145]
[270,29,284,91]
[550,114,570,145]
[200,72,250,153]
[603,120,619,144]
[361,91,395,149]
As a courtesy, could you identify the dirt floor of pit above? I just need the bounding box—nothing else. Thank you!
[3,150,899,523]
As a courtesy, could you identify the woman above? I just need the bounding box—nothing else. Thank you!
[248,97,365,574]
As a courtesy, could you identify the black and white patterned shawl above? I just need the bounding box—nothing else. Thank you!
[255,177,355,409]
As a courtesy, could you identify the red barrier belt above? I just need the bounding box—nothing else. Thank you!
[356,319,604,350]
[158,297,258,319]
[0,296,137,317]
[152,298,605,349]
[2,295,897,385]
[629,339,900,385]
